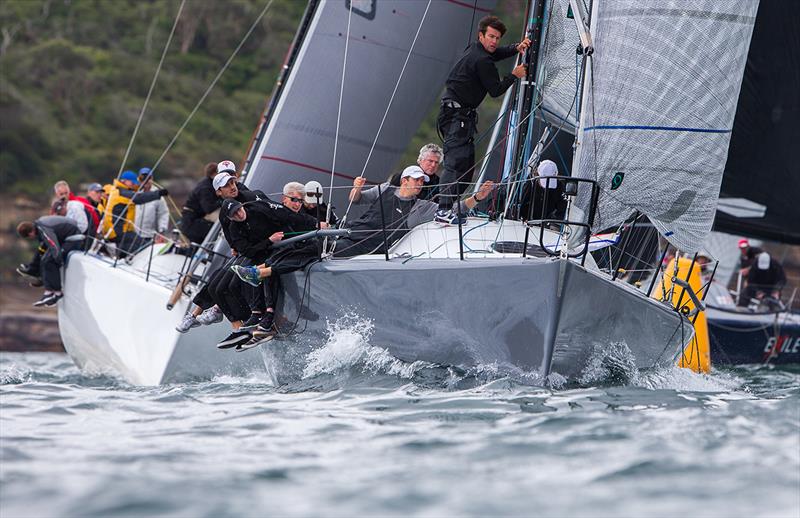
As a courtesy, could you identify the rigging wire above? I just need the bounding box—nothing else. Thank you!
[99,0,275,246]
[324,0,355,246]
[116,0,186,180]
[148,0,277,176]
[339,0,434,227]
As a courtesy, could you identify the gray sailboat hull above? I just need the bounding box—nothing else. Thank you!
[278,257,687,379]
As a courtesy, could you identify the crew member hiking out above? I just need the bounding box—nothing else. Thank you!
[435,15,530,225]
[17,216,84,307]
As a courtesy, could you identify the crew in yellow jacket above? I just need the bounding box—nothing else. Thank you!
[101,170,168,257]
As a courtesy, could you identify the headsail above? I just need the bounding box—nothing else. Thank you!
[537,0,581,134]
[243,0,495,210]
[570,1,760,253]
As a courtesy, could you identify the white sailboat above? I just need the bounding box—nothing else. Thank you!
[57,0,760,385]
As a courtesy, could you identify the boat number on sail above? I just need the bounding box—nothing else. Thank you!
[610,172,625,190]
[346,0,376,20]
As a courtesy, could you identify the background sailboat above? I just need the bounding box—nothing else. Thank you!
[701,0,800,366]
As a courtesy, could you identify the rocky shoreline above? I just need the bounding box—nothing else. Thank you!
[0,282,64,353]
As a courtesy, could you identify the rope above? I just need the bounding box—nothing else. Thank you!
[148,0,276,176]
[116,0,186,180]
[99,0,275,246]
[339,0,433,227]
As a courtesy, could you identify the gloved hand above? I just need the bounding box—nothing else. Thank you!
[158,188,169,197]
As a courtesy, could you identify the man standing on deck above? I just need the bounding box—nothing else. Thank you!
[435,15,530,225]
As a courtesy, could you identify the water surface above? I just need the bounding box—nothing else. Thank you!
[1,333,798,517]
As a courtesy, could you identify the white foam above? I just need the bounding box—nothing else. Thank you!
[302,313,432,379]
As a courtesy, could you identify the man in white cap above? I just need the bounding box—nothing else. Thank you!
[519,159,567,221]
[338,166,494,257]
[301,180,338,226]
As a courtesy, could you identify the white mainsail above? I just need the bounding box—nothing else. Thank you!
[570,1,759,253]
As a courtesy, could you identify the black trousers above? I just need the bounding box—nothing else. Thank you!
[116,231,150,258]
[180,216,213,245]
[41,241,83,291]
[437,105,477,211]
[192,255,253,322]
[263,241,320,309]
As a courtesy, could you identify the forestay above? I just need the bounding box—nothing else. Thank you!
[571,1,759,253]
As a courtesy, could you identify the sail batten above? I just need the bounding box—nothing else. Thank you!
[568,0,759,253]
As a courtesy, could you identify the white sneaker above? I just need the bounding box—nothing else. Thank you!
[176,313,200,333]
[197,306,223,325]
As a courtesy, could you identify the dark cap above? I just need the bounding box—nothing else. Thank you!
[224,199,243,218]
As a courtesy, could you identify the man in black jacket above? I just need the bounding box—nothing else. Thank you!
[175,168,266,344]
[179,161,226,244]
[225,187,321,348]
[17,216,83,307]
[435,15,529,224]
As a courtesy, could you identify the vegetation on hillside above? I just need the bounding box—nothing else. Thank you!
[0,0,524,201]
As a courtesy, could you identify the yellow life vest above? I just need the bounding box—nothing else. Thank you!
[102,179,137,240]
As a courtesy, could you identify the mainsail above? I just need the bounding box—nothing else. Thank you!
[570,1,760,253]
[242,0,495,211]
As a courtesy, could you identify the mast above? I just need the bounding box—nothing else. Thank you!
[565,0,594,249]
[503,0,547,217]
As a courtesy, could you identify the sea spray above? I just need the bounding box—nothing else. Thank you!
[302,312,433,379]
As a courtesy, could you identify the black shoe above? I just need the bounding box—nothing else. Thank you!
[239,312,263,331]
[216,330,252,349]
[236,328,275,352]
[258,311,274,330]
[17,264,41,283]
[33,292,63,307]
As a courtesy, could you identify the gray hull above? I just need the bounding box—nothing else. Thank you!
[278,257,687,379]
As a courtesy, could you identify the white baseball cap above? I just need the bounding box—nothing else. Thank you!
[213,172,235,190]
[217,160,236,174]
[400,165,429,183]
[304,181,324,204]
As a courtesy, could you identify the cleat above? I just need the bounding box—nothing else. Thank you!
[217,330,252,349]
[176,313,200,333]
[196,305,223,326]
[434,209,467,225]
[231,265,261,287]
[33,292,62,307]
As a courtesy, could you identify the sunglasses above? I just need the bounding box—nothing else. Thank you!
[286,196,303,203]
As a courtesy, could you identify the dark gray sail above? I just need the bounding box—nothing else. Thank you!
[714,0,800,244]
[243,0,496,211]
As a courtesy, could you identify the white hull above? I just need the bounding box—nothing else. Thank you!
[58,251,265,385]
